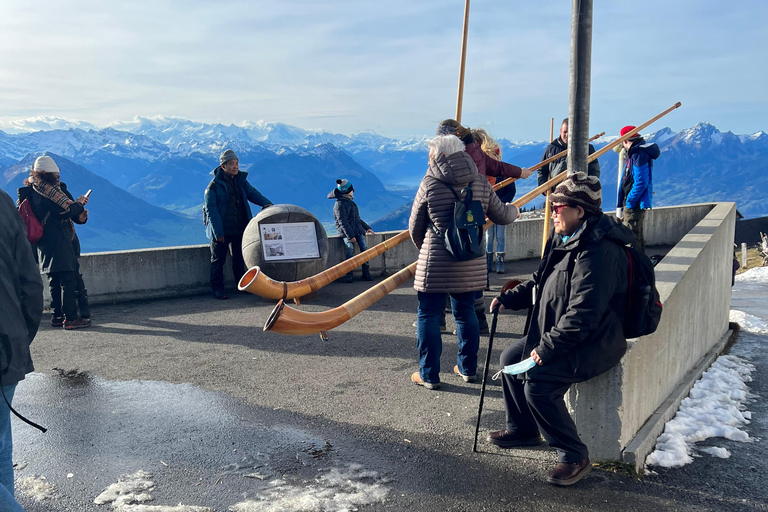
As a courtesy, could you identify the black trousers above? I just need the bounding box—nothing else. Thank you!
[500,338,588,463]
[50,263,91,319]
[210,234,245,292]
[49,271,78,320]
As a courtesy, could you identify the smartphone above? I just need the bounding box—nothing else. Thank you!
[85,189,92,198]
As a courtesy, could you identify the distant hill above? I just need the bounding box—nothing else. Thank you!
[1,153,205,252]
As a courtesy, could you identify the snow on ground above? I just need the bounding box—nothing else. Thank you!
[94,470,212,512]
[735,266,768,284]
[229,464,389,512]
[645,265,767,470]
[16,474,56,502]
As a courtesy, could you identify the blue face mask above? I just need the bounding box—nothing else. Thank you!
[502,357,536,375]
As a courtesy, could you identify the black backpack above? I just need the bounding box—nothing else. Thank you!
[430,181,485,261]
[621,245,663,338]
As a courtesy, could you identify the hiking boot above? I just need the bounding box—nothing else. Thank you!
[213,289,228,300]
[64,317,92,330]
[411,372,440,390]
[362,273,373,281]
[478,313,490,335]
[51,314,64,327]
[343,274,354,283]
[453,365,476,383]
[546,458,592,486]
[495,253,506,274]
[487,430,543,448]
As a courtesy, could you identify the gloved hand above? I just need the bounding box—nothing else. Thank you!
[496,285,530,311]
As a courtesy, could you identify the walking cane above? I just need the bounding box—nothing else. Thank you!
[472,304,500,453]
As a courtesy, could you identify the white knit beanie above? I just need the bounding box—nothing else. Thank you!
[33,155,60,174]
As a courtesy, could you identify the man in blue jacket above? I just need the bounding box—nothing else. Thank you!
[617,126,660,253]
[204,150,273,300]
[0,189,43,511]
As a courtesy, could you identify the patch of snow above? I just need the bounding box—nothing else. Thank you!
[17,474,56,502]
[700,446,731,458]
[645,354,755,468]
[94,470,211,512]
[730,310,768,335]
[735,266,768,284]
[229,464,389,512]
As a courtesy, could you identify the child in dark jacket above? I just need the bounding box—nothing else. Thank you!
[328,179,375,282]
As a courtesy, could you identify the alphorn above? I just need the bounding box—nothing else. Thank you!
[264,102,682,336]
[239,131,604,301]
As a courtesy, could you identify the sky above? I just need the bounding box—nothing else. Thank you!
[1,0,766,140]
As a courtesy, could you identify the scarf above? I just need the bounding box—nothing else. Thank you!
[32,180,76,239]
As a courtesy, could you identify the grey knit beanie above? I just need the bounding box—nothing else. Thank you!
[220,149,238,165]
[550,172,602,213]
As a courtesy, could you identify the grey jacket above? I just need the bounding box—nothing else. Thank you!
[409,151,518,293]
[0,190,42,385]
[498,214,632,382]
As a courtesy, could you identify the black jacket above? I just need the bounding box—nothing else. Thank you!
[327,191,370,239]
[498,213,633,382]
[0,190,42,385]
[22,183,86,274]
[537,137,601,187]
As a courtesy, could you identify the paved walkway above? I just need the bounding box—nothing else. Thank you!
[12,258,767,511]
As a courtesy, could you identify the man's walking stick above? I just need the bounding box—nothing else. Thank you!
[473,304,500,452]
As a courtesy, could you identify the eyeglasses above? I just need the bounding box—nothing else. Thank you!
[551,204,573,216]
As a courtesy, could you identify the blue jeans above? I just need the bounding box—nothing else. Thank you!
[0,384,23,512]
[486,224,506,254]
[417,291,480,384]
[344,236,369,278]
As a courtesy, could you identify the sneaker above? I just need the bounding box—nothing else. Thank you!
[546,458,592,486]
[411,372,440,390]
[487,430,543,448]
[213,289,228,300]
[453,365,476,383]
[64,317,92,330]
[51,315,64,327]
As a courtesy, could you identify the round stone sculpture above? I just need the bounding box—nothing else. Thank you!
[242,204,328,283]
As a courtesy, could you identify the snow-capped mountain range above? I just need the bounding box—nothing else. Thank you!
[1,117,766,251]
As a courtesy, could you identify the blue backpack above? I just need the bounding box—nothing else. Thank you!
[431,181,486,261]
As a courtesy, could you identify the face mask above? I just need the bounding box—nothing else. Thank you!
[502,357,536,375]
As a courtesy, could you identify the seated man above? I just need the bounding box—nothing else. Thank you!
[489,173,634,486]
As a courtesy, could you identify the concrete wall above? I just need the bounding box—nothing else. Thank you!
[54,203,737,471]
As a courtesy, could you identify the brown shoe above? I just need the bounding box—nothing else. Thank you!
[51,315,64,327]
[411,372,440,390]
[487,430,543,448]
[64,317,92,330]
[453,365,476,383]
[546,458,592,486]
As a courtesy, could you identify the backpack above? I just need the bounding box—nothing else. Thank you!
[18,199,49,244]
[621,244,663,338]
[430,181,485,261]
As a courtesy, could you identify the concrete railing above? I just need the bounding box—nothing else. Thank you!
[60,203,735,471]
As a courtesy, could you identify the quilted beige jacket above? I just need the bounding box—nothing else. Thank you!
[409,151,518,293]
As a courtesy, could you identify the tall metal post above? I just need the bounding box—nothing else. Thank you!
[566,0,593,175]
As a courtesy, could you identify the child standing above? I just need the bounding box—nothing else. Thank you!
[328,179,374,283]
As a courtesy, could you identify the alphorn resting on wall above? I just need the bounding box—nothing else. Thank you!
[264,102,682,337]
[239,132,606,301]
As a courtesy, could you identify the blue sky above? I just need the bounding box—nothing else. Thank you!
[0,0,765,140]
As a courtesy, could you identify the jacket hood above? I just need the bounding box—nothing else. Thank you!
[628,138,661,160]
[552,137,567,150]
[559,213,635,250]
[327,189,352,200]
[426,151,478,186]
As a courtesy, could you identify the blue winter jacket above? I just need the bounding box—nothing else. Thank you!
[203,167,272,241]
[618,138,660,210]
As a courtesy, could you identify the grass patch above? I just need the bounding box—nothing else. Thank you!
[735,248,765,274]
[593,460,643,479]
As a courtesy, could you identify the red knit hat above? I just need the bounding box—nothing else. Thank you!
[620,125,640,139]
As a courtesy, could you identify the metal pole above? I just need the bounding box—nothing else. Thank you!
[566,0,593,175]
[455,0,471,123]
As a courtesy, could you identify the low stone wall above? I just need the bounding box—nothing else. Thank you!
[55,203,735,471]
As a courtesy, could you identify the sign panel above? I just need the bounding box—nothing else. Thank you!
[260,222,320,261]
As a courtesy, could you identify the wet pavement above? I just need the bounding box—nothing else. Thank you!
[11,257,768,511]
